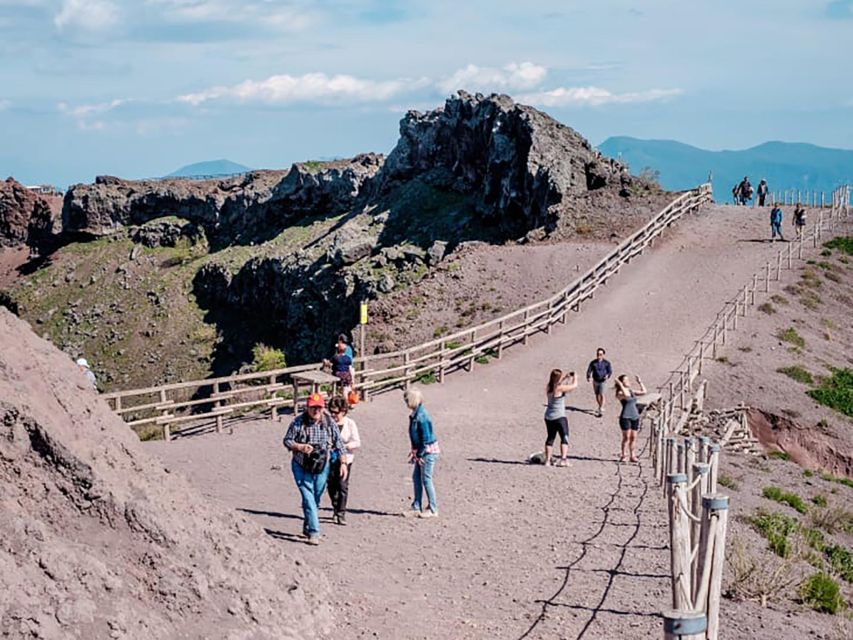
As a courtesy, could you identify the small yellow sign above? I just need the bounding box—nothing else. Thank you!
[360,302,368,325]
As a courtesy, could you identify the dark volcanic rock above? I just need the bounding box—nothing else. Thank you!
[382,91,631,235]
[0,178,60,250]
[130,219,204,248]
[62,154,383,245]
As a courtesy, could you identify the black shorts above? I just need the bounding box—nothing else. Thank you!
[619,417,640,431]
[545,417,569,445]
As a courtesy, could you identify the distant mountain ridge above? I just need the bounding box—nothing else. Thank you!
[598,137,853,202]
[165,159,252,178]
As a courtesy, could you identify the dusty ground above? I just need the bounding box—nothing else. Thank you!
[148,204,849,639]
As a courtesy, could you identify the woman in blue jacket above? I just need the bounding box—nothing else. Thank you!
[404,387,440,518]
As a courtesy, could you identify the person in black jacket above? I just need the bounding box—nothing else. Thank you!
[585,347,612,418]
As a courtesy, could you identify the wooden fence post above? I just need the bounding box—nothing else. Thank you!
[404,352,411,389]
[160,389,171,442]
[497,321,504,359]
[663,610,706,640]
[708,443,721,493]
[764,262,770,292]
[213,382,223,432]
[268,374,277,421]
[776,252,782,280]
[700,436,710,464]
[667,473,692,610]
[523,309,530,345]
[702,495,730,640]
[468,329,476,371]
[691,463,710,558]
[438,341,446,384]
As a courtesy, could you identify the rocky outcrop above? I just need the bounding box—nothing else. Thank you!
[62,154,383,245]
[382,92,631,235]
[0,178,60,250]
[0,308,333,639]
[129,219,204,248]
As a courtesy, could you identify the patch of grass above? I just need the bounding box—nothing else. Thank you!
[812,495,828,508]
[819,472,853,490]
[474,354,490,365]
[763,486,809,514]
[445,340,463,350]
[777,365,813,384]
[718,474,740,490]
[803,527,827,552]
[725,537,798,607]
[770,293,789,305]
[804,469,815,478]
[824,271,843,283]
[824,236,853,256]
[749,510,798,557]
[768,450,792,461]
[824,545,853,582]
[433,325,448,338]
[807,368,853,418]
[758,302,776,315]
[415,371,437,385]
[135,425,164,442]
[776,327,806,349]
[799,291,822,310]
[809,506,853,535]
[800,572,844,613]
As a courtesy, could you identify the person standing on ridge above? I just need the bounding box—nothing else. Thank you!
[757,179,769,207]
[737,176,752,206]
[586,347,612,418]
[542,369,578,467]
[283,393,348,545]
[770,204,785,242]
[793,203,807,240]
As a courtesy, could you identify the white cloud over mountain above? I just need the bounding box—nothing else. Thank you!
[519,86,683,107]
[54,0,119,32]
[437,62,547,94]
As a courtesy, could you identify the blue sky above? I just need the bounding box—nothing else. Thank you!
[1,0,851,186]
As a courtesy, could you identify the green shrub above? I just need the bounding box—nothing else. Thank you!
[758,302,776,315]
[825,545,853,582]
[777,365,813,384]
[812,495,828,507]
[819,472,853,489]
[803,469,815,478]
[415,371,437,385]
[251,344,286,372]
[750,510,798,557]
[824,236,853,256]
[433,325,448,338]
[803,527,827,552]
[718,474,739,490]
[807,368,853,417]
[770,294,789,305]
[474,354,490,365]
[762,486,809,514]
[800,572,844,613]
[776,327,806,349]
[768,450,792,461]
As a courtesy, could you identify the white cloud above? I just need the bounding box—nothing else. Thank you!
[518,86,683,107]
[145,0,316,30]
[438,62,547,94]
[58,98,128,130]
[54,0,120,32]
[178,72,427,106]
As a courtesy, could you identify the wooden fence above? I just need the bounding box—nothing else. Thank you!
[102,183,712,439]
[650,184,850,639]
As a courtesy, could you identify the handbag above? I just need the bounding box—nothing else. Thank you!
[347,389,360,406]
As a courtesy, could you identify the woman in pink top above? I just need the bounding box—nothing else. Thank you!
[326,395,361,525]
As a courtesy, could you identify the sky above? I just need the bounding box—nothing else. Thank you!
[1,0,852,187]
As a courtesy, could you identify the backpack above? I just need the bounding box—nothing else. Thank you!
[297,416,332,474]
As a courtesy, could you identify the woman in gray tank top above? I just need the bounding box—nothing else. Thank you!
[615,374,647,463]
[543,369,578,467]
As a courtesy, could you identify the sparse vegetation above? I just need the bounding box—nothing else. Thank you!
[770,293,789,305]
[726,537,798,607]
[758,302,776,315]
[824,236,853,256]
[718,474,740,490]
[768,450,792,461]
[777,365,813,384]
[749,510,798,557]
[812,495,828,508]
[819,472,853,490]
[433,325,448,338]
[763,486,809,514]
[415,371,437,385]
[250,344,286,372]
[825,545,853,583]
[776,327,806,349]
[800,572,844,613]
[809,506,853,535]
[807,368,853,417]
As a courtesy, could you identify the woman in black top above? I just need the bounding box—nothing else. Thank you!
[614,374,646,463]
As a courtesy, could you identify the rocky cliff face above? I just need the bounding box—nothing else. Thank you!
[0,308,333,639]
[62,154,383,246]
[0,178,61,250]
[381,92,631,235]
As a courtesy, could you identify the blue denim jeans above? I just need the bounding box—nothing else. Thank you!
[771,222,783,239]
[291,458,330,536]
[412,453,439,513]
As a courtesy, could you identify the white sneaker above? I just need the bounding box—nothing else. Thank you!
[417,510,438,519]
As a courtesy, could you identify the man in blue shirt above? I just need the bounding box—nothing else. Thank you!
[770,205,785,242]
[586,347,613,418]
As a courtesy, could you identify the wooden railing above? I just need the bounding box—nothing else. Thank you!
[651,184,850,639]
[103,184,713,439]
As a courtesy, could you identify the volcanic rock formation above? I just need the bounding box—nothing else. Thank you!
[0,308,333,639]
[0,178,60,250]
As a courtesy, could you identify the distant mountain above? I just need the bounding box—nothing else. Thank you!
[165,159,252,178]
[598,137,853,203]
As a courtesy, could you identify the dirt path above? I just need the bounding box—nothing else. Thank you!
[150,204,790,639]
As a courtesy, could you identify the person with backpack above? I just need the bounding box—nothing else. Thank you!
[737,176,752,206]
[283,393,348,545]
[757,179,769,207]
[793,203,807,240]
[770,205,785,242]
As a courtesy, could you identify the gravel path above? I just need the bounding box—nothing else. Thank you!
[150,204,789,639]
